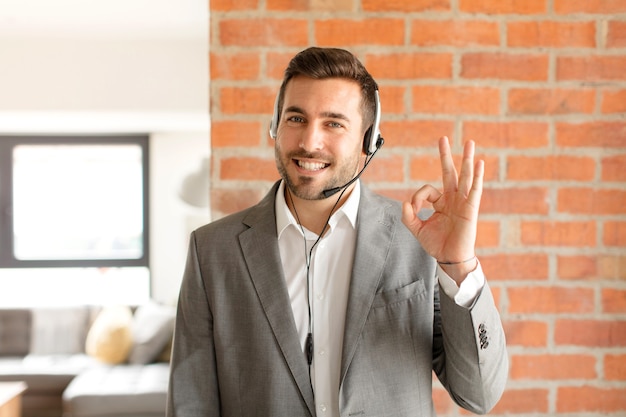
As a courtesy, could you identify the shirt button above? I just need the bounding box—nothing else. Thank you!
[316,293,325,301]
[319,349,326,356]
[320,404,327,413]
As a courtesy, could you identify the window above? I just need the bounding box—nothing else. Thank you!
[1,135,149,267]
[0,135,150,306]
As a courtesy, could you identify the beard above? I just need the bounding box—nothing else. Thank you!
[275,147,361,201]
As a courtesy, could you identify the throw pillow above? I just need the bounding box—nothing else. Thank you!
[85,305,133,364]
[128,301,175,364]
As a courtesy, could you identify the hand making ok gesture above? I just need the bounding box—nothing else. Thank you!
[401,136,484,284]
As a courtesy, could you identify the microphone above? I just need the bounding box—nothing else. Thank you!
[322,137,384,198]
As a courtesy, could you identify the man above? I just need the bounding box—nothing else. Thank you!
[167,47,508,417]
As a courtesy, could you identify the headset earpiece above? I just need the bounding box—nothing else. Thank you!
[363,90,382,155]
[269,92,280,139]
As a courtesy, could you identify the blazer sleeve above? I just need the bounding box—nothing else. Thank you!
[167,232,221,417]
[433,280,508,414]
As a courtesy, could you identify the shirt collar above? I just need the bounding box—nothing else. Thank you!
[275,180,361,239]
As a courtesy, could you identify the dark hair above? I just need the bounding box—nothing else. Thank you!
[277,47,379,134]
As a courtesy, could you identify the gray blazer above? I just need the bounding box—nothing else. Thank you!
[167,181,508,417]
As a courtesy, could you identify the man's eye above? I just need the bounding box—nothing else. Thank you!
[328,122,343,128]
[287,116,305,123]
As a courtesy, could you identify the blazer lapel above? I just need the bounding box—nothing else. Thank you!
[238,182,316,415]
[340,185,397,383]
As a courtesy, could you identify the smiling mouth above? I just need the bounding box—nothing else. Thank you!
[296,160,329,171]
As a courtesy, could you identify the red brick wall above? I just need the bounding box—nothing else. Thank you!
[209,0,626,415]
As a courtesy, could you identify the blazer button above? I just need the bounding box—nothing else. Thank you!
[478,323,489,349]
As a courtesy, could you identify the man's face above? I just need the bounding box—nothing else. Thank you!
[274,76,365,201]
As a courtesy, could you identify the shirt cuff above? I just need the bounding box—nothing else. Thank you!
[437,260,486,308]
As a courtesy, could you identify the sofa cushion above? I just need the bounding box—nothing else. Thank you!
[62,363,169,417]
[0,309,32,356]
[0,354,96,389]
[30,307,92,355]
[85,305,133,364]
[128,302,175,365]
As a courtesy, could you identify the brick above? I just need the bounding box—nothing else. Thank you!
[558,255,626,281]
[410,155,445,183]
[605,354,626,380]
[508,20,595,47]
[410,154,499,182]
[210,52,260,81]
[558,188,626,215]
[604,221,626,246]
[412,86,500,115]
[507,155,595,181]
[598,255,626,280]
[211,188,264,218]
[607,20,626,47]
[508,286,595,314]
[480,254,549,281]
[602,288,626,313]
[268,0,353,11]
[365,53,452,80]
[220,86,275,115]
[461,53,549,81]
[555,0,626,14]
[603,154,626,180]
[220,19,308,46]
[220,156,278,181]
[361,154,404,183]
[211,0,258,11]
[460,0,546,14]
[557,255,598,280]
[463,121,549,148]
[378,86,407,114]
[508,88,595,115]
[314,19,405,46]
[212,120,263,147]
[503,320,548,347]
[490,389,549,414]
[476,220,500,248]
[375,188,418,204]
[410,19,499,47]
[557,386,626,413]
[556,122,626,147]
[601,89,626,113]
[432,387,455,415]
[555,320,626,347]
[557,56,626,81]
[510,354,596,379]
[363,0,450,11]
[521,220,596,247]
[267,52,295,80]
[382,121,454,148]
[481,187,549,215]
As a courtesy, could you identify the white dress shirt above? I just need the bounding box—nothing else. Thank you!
[275,180,485,417]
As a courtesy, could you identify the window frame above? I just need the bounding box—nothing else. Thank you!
[0,134,150,269]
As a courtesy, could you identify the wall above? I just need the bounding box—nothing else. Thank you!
[209,0,626,415]
[0,34,210,305]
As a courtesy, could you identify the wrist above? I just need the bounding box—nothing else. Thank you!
[437,255,476,265]
[437,256,478,285]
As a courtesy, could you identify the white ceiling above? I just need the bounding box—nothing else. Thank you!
[0,0,207,39]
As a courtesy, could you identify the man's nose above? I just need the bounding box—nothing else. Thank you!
[299,124,324,152]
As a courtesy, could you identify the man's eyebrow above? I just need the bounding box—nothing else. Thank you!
[284,106,350,122]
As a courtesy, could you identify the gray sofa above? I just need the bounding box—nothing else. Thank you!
[0,303,174,417]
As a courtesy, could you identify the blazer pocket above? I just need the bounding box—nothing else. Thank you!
[372,279,427,308]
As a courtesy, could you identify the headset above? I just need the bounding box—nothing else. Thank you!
[269,89,383,156]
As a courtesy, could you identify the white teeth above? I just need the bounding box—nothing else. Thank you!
[298,160,326,171]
